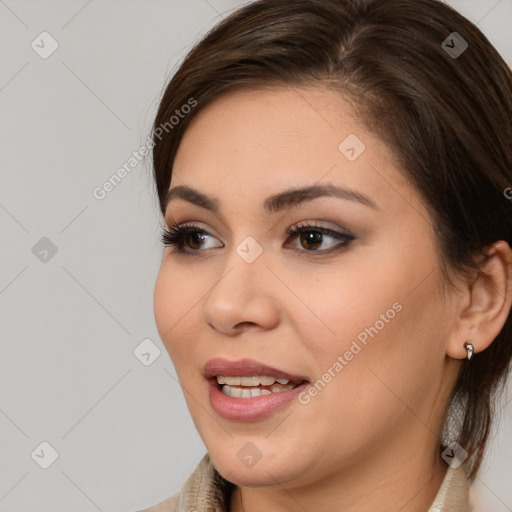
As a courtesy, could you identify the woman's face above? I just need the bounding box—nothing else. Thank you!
[153,86,461,488]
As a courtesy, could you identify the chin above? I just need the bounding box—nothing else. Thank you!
[208,444,306,488]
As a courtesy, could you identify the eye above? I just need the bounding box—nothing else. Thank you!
[285,221,355,254]
[161,223,223,254]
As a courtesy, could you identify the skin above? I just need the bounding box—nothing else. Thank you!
[153,86,512,512]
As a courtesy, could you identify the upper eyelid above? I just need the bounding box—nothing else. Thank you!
[167,220,227,240]
[169,221,348,234]
[289,219,353,234]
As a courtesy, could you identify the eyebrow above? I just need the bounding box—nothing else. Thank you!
[164,183,378,215]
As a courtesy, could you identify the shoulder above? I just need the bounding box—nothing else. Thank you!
[136,453,234,512]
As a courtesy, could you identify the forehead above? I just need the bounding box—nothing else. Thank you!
[176,85,362,161]
[170,86,423,219]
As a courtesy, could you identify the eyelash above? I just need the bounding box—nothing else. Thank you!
[161,221,355,256]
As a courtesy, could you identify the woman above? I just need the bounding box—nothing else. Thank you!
[139,0,512,510]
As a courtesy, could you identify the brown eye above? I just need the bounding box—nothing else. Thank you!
[299,231,323,250]
[285,223,355,254]
[186,231,207,250]
[161,224,223,254]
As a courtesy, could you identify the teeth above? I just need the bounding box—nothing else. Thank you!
[271,383,295,393]
[240,376,259,386]
[217,376,240,385]
[216,375,291,386]
[222,385,242,398]
[221,383,297,398]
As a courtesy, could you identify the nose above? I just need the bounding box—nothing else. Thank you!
[201,247,280,336]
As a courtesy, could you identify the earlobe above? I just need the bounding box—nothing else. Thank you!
[446,240,512,360]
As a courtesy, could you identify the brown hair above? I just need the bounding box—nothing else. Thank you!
[151,0,512,479]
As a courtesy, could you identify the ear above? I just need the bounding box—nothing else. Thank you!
[446,240,512,360]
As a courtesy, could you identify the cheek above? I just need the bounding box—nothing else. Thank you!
[291,250,445,405]
[325,281,447,420]
[285,260,405,363]
[153,266,201,362]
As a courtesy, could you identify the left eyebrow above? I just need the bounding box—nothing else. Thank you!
[164,182,379,215]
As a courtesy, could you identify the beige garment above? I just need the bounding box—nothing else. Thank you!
[138,453,473,512]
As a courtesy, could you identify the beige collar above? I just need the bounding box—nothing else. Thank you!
[427,462,473,511]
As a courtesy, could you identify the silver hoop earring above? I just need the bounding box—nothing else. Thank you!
[464,341,474,361]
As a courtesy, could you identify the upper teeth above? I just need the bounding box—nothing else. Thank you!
[216,375,290,386]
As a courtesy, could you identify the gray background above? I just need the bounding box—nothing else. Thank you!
[0,1,511,510]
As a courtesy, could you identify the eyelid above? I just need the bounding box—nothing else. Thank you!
[287,219,354,237]
[166,218,227,240]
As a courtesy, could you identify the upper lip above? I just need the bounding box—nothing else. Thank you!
[204,358,309,383]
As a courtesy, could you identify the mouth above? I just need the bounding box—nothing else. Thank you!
[205,358,309,399]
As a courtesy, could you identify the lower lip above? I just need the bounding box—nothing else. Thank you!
[208,379,310,421]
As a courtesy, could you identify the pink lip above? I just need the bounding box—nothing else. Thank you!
[204,358,309,421]
[204,357,308,382]
[208,379,310,421]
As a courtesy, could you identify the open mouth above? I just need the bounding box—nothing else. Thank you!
[215,375,307,398]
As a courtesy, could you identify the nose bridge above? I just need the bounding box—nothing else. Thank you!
[212,235,267,300]
[201,236,279,332]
